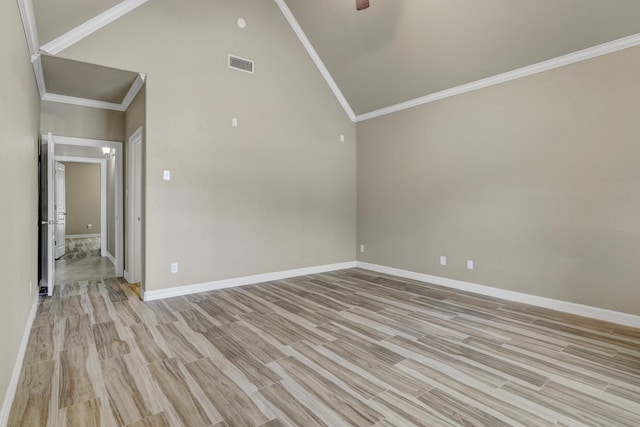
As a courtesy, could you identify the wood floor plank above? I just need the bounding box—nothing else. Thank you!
[7,361,53,427]
[9,269,640,426]
[101,356,152,425]
[147,358,212,427]
[58,345,96,409]
[126,412,170,427]
[56,397,101,427]
[185,357,270,427]
[258,382,328,427]
[155,322,204,363]
[92,320,131,360]
[23,323,54,365]
[276,356,385,426]
[290,340,386,399]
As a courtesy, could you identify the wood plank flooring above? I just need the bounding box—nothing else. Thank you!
[9,269,640,426]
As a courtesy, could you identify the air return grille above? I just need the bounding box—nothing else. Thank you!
[228,54,254,74]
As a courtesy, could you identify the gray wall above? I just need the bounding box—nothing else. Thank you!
[357,45,640,316]
[64,163,101,236]
[59,0,356,292]
[0,0,40,410]
[41,101,124,141]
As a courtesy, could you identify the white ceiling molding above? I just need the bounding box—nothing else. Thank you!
[274,0,356,122]
[357,33,640,122]
[16,0,39,58]
[41,72,145,112]
[42,93,124,111]
[32,55,46,97]
[120,73,146,110]
[40,0,149,55]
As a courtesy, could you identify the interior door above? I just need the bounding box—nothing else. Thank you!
[39,133,56,296]
[128,129,143,283]
[55,161,66,259]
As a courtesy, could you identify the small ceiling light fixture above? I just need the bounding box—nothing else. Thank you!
[102,147,114,160]
[237,18,246,29]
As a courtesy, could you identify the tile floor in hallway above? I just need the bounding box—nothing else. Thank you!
[9,268,640,426]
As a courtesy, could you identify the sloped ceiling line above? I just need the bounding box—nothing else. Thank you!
[39,0,149,55]
[16,0,39,59]
[273,0,357,122]
[16,0,146,111]
[356,33,640,122]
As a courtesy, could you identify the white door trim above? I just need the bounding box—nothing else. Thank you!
[127,126,143,285]
[50,135,124,277]
[54,156,108,259]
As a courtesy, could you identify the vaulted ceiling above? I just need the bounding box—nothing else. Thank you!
[19,0,640,119]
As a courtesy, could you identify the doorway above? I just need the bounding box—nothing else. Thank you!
[39,134,124,295]
[127,126,143,285]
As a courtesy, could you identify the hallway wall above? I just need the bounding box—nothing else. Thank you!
[0,0,41,416]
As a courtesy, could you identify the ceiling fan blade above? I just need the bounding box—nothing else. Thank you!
[356,0,369,11]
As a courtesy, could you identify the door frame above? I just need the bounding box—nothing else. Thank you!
[54,156,107,259]
[54,161,67,259]
[49,135,124,277]
[126,126,143,286]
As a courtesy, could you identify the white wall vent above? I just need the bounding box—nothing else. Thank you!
[228,54,254,74]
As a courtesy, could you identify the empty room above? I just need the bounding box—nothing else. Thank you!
[2,0,640,426]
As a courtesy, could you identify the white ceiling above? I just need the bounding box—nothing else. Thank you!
[20,0,640,118]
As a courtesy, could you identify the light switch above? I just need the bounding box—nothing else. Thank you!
[340,134,345,142]
[163,170,171,181]
[232,117,238,127]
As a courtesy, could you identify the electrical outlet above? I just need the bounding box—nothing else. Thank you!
[360,244,365,253]
[87,223,92,229]
[171,262,179,273]
[440,256,446,266]
[467,260,474,270]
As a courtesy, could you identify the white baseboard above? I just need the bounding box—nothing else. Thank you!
[356,261,640,329]
[106,251,116,266]
[143,261,357,301]
[65,233,100,239]
[123,269,131,283]
[0,294,40,427]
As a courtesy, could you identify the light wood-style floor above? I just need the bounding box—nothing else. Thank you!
[10,269,640,426]
[55,256,116,284]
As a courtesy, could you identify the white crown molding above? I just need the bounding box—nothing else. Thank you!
[273,0,356,122]
[42,92,124,111]
[32,55,46,97]
[41,72,145,112]
[143,261,357,301]
[357,33,640,122]
[50,135,123,146]
[16,0,39,57]
[40,0,149,55]
[120,73,146,110]
[357,261,640,329]
[0,294,39,427]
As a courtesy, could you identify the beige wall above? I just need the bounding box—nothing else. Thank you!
[41,101,124,141]
[64,163,101,236]
[60,0,356,291]
[0,0,40,412]
[357,46,640,316]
